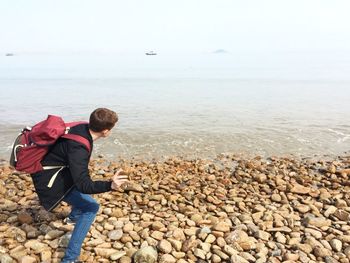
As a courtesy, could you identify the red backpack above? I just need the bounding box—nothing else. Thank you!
[10,115,91,174]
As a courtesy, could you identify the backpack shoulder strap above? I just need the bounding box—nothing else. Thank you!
[61,134,91,153]
[65,121,88,127]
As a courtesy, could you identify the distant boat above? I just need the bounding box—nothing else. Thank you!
[213,49,228,54]
[5,53,14,56]
[145,51,157,55]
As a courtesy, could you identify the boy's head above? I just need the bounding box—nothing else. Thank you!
[89,108,118,137]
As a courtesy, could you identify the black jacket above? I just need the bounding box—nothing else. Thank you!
[31,124,112,211]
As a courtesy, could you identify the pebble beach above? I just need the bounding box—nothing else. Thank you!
[2,1,350,262]
[0,154,350,263]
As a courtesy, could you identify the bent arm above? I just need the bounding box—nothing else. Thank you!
[67,142,112,194]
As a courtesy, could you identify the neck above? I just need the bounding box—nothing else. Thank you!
[89,129,101,141]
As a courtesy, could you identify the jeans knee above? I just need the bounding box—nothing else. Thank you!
[89,201,99,214]
[81,200,99,214]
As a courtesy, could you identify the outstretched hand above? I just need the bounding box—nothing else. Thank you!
[111,169,129,190]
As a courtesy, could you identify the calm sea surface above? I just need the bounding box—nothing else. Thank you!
[0,51,349,160]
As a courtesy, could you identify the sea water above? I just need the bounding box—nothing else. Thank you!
[0,51,349,160]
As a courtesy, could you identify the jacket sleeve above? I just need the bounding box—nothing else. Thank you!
[67,141,112,194]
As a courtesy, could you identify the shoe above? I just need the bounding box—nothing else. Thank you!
[63,217,76,225]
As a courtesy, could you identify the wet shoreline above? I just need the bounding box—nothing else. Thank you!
[1,124,349,162]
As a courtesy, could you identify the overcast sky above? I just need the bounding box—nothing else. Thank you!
[1,0,350,53]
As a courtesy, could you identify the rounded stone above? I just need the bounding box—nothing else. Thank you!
[134,246,158,263]
[313,246,332,258]
[159,254,176,263]
[17,212,33,225]
[158,239,172,254]
[110,251,127,260]
[123,223,134,233]
[108,229,123,241]
[330,239,342,252]
[271,194,282,202]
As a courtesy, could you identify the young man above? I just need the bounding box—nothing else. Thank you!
[31,108,128,263]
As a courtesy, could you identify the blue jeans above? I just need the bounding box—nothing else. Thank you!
[68,207,82,222]
[61,188,99,263]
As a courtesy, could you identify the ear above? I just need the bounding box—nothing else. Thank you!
[102,129,111,136]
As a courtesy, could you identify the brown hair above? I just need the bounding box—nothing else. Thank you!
[89,108,118,132]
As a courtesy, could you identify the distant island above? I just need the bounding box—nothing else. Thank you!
[5,53,14,56]
[213,49,229,54]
